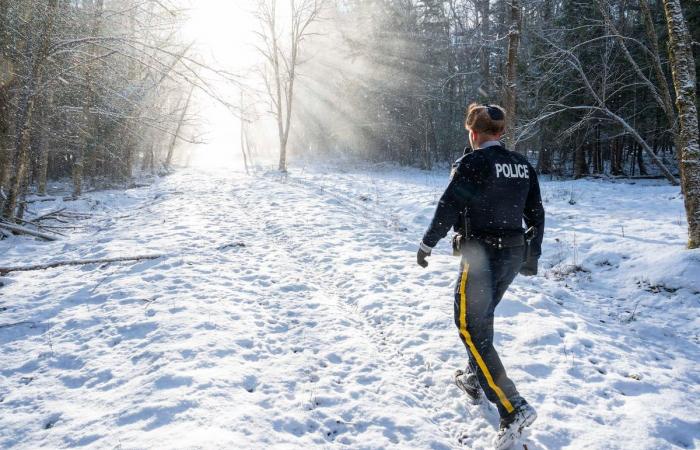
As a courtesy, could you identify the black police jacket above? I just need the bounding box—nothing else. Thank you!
[421,143,545,256]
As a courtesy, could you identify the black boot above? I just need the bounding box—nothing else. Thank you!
[493,402,537,450]
[454,369,482,405]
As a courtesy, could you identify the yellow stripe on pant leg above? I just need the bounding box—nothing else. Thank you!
[459,264,514,414]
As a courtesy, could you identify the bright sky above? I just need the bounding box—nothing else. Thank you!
[181,0,259,169]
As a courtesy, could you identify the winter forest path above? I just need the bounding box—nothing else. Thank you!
[1,167,699,450]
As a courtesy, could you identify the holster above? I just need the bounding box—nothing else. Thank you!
[453,207,470,257]
[452,233,464,256]
[524,226,537,260]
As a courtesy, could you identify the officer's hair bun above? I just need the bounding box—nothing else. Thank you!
[465,103,506,135]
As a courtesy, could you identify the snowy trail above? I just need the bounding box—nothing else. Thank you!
[1,167,699,449]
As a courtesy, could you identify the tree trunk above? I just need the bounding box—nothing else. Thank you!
[3,1,58,218]
[637,144,648,176]
[537,147,552,174]
[611,137,624,176]
[240,117,250,175]
[140,142,152,173]
[0,85,11,196]
[574,142,588,178]
[166,85,194,169]
[0,142,9,195]
[121,119,135,181]
[0,0,12,197]
[640,0,683,164]
[280,21,299,173]
[3,95,35,218]
[278,138,287,172]
[73,0,103,198]
[15,149,31,219]
[479,0,491,96]
[422,112,433,170]
[662,0,700,248]
[592,134,601,174]
[593,124,603,173]
[268,2,286,172]
[503,0,521,149]
[36,87,53,195]
[72,142,85,197]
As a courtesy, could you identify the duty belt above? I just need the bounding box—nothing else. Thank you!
[471,233,524,249]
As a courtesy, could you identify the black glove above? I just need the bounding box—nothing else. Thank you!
[417,243,431,268]
[519,256,538,276]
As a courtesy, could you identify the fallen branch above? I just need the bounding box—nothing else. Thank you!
[24,196,62,204]
[7,216,68,236]
[0,254,164,275]
[0,221,60,241]
[32,208,67,222]
[0,321,36,330]
[23,195,84,204]
[60,210,94,218]
[35,224,82,231]
[585,174,681,181]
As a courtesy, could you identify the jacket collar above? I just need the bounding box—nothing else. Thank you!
[478,140,502,149]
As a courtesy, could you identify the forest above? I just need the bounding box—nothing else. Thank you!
[273,0,700,181]
[240,0,699,248]
[0,0,200,220]
[2,0,698,246]
[1,1,700,449]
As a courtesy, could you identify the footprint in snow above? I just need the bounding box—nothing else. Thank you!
[278,282,309,292]
[43,413,61,429]
[242,375,258,393]
[564,320,578,330]
[326,353,342,364]
[154,374,193,390]
[235,338,255,349]
[578,338,595,349]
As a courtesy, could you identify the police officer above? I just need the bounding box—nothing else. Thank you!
[416,103,545,450]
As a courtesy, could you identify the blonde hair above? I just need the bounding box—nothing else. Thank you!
[465,103,506,135]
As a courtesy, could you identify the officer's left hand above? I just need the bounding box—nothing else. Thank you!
[519,256,538,276]
[417,248,430,268]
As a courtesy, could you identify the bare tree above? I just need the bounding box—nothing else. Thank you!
[595,0,681,163]
[662,0,700,248]
[256,0,323,172]
[521,34,679,185]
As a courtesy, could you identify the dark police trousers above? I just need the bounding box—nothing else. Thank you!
[454,239,526,418]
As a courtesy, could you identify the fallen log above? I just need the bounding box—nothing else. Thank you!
[0,254,164,275]
[0,221,60,241]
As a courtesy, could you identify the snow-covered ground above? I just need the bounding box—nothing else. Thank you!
[1,165,699,449]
